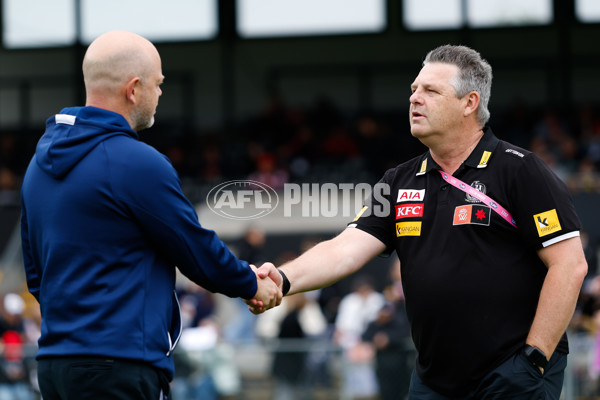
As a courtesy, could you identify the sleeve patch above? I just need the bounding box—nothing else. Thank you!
[533,209,562,237]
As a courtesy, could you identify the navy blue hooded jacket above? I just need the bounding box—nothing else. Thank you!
[20,106,257,379]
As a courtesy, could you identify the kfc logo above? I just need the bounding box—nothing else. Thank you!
[395,203,425,219]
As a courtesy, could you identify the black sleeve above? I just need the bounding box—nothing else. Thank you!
[347,171,395,255]
[510,153,581,249]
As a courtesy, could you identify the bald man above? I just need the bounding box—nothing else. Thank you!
[21,31,281,399]
[83,30,163,132]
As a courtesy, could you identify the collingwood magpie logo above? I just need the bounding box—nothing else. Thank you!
[465,181,486,203]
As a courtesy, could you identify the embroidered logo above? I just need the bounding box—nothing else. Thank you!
[505,148,524,158]
[533,209,561,237]
[397,189,425,203]
[465,181,486,203]
[395,203,424,219]
[396,221,422,237]
[478,151,492,168]
[453,205,491,226]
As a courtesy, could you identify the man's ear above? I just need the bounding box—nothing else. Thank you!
[463,91,481,118]
[125,77,141,104]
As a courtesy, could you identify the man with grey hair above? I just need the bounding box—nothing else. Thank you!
[422,44,492,126]
[252,44,587,398]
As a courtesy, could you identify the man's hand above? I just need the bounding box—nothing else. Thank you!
[245,229,386,314]
[255,262,283,285]
[246,263,283,314]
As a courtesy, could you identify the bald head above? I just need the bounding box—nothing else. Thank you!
[83,31,158,96]
[82,31,164,131]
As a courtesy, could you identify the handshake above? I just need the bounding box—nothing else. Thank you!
[246,263,287,315]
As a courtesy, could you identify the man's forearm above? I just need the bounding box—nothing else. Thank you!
[527,257,587,358]
[279,228,386,296]
[279,240,356,295]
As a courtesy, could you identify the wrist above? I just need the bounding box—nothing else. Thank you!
[278,269,291,296]
[523,344,549,370]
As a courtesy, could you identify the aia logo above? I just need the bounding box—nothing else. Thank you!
[206,180,279,220]
[397,189,425,203]
[395,203,424,219]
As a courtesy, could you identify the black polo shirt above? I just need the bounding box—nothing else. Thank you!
[349,128,581,396]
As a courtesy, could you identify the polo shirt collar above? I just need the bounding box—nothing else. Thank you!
[415,127,499,176]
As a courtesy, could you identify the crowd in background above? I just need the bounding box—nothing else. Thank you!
[2,97,600,204]
[166,97,600,198]
[1,96,600,398]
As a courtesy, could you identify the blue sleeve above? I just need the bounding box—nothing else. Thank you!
[107,141,257,299]
[20,200,41,302]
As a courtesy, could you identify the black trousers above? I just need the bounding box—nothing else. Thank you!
[408,349,567,400]
[37,356,170,400]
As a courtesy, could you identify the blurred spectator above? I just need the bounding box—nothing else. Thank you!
[165,144,188,176]
[0,168,19,207]
[172,274,242,400]
[271,294,310,400]
[577,105,600,169]
[21,302,40,349]
[199,144,224,183]
[0,293,26,342]
[334,276,385,349]
[255,248,327,340]
[334,276,385,400]
[362,301,411,400]
[172,319,240,400]
[300,238,343,328]
[255,290,327,400]
[219,228,267,344]
[583,277,600,396]
[248,152,289,191]
[320,125,360,161]
[177,280,216,330]
[354,113,395,177]
[361,259,412,400]
[568,157,600,193]
[235,228,266,265]
[533,108,571,147]
[243,93,296,153]
[0,293,35,400]
[583,231,600,280]
[255,290,327,341]
[283,124,319,181]
[246,241,331,396]
[531,108,582,181]
[494,98,534,149]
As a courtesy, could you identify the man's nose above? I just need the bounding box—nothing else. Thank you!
[410,90,421,104]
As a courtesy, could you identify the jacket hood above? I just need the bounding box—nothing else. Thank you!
[36,106,138,179]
